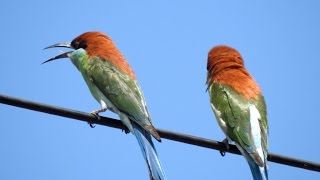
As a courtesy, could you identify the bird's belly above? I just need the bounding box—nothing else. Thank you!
[89,81,135,132]
[90,83,119,113]
[81,73,134,132]
[80,73,118,113]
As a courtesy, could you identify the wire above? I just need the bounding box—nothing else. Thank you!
[1,93,319,172]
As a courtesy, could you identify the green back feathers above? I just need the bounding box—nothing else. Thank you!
[208,83,268,161]
[87,57,150,124]
[85,56,160,140]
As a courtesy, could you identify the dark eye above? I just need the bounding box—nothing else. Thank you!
[72,41,87,49]
[73,41,80,49]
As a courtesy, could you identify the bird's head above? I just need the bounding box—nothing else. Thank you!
[206,45,261,99]
[207,45,244,73]
[43,31,135,79]
[207,45,246,83]
[43,32,112,64]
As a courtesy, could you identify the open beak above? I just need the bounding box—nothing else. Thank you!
[42,42,74,64]
[44,42,72,49]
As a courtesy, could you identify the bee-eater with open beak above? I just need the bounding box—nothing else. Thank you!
[206,45,268,180]
[44,32,166,180]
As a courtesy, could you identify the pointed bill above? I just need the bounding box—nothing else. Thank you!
[44,42,72,49]
[42,51,73,64]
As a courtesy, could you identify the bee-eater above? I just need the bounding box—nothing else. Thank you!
[43,32,166,180]
[206,45,268,180]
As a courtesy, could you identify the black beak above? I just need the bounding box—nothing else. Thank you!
[42,51,73,64]
[43,42,74,64]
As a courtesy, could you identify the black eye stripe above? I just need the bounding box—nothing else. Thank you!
[79,42,87,49]
[74,41,80,48]
[72,41,87,49]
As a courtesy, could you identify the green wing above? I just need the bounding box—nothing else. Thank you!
[209,83,268,165]
[253,93,268,154]
[86,57,154,129]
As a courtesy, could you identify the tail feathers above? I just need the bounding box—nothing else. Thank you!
[246,156,268,180]
[236,144,268,180]
[132,123,166,180]
[244,151,268,180]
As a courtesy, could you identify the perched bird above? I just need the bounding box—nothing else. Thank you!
[206,45,268,180]
[43,32,166,180]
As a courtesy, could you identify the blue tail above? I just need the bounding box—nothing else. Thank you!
[243,151,268,180]
[132,123,166,180]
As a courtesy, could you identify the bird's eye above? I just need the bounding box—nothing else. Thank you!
[72,41,87,50]
[73,41,80,49]
[79,42,87,49]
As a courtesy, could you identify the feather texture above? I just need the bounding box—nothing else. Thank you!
[68,32,165,179]
[207,45,268,180]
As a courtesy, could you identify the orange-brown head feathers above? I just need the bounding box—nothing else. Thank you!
[207,45,261,100]
[71,32,136,79]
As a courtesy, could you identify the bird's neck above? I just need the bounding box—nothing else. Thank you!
[70,48,89,72]
[86,41,136,80]
[208,61,261,100]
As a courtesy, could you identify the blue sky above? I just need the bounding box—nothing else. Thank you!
[1,0,320,179]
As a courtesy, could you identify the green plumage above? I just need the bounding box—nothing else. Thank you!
[44,32,166,179]
[208,82,268,164]
[70,49,158,139]
[87,57,151,124]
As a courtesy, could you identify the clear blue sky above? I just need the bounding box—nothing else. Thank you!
[1,1,320,179]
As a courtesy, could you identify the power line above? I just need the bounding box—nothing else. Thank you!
[1,93,319,172]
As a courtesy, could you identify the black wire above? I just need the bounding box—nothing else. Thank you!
[1,94,319,172]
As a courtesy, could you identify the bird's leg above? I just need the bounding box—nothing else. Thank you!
[89,107,108,128]
[219,138,230,157]
[89,102,108,128]
[118,113,132,134]
[90,107,108,119]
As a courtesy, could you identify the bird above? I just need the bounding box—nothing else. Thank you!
[206,45,268,180]
[43,32,166,180]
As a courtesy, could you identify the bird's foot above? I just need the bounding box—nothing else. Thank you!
[88,107,108,128]
[88,122,96,128]
[91,107,108,116]
[122,128,130,134]
[219,138,230,157]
